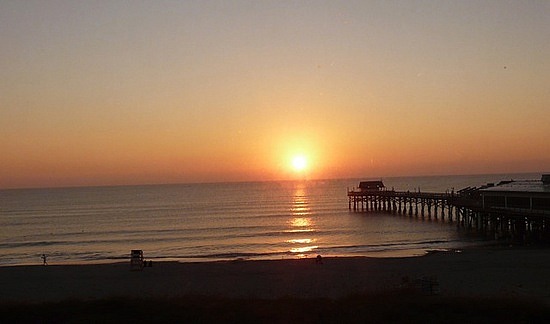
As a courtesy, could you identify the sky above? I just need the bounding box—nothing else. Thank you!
[1,0,549,189]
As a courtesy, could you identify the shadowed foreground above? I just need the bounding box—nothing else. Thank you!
[3,247,550,322]
[2,294,550,323]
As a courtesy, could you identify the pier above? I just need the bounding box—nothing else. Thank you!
[348,177,550,243]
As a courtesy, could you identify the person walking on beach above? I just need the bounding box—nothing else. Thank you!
[41,254,48,266]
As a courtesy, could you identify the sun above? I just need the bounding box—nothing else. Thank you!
[291,155,308,172]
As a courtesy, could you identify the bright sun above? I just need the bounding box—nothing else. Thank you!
[291,155,308,172]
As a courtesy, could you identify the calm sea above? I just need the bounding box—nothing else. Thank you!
[0,173,541,266]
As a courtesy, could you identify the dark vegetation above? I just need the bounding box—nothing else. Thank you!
[2,293,549,323]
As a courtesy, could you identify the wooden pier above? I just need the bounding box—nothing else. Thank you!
[349,189,453,218]
[348,179,550,243]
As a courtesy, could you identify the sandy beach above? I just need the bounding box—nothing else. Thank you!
[2,247,550,303]
[3,247,550,322]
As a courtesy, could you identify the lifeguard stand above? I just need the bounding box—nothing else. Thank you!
[130,250,144,271]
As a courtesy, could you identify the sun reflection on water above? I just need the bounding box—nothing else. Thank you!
[287,238,313,244]
[289,245,319,254]
[286,184,318,257]
[290,217,311,227]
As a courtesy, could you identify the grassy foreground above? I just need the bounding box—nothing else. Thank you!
[2,293,550,323]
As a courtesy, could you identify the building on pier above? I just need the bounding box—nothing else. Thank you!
[358,180,385,191]
[480,175,550,212]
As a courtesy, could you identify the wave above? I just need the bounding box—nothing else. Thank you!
[0,237,476,266]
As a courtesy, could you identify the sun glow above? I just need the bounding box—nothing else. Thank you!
[272,133,323,179]
[291,155,307,172]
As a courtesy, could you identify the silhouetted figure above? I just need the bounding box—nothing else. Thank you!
[41,254,48,266]
[316,254,323,264]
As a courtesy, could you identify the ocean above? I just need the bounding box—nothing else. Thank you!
[0,173,541,266]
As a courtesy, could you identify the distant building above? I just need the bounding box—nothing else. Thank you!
[479,175,550,212]
[359,180,385,191]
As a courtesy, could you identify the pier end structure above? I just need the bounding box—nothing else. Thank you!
[348,180,392,212]
[358,180,385,191]
[347,180,452,218]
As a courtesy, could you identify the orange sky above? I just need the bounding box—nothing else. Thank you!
[1,1,549,189]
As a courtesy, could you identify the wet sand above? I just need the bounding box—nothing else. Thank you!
[2,247,550,303]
